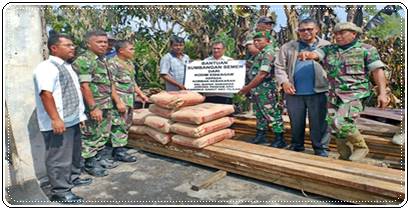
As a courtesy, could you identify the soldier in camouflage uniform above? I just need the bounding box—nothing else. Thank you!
[299,22,389,161]
[72,30,113,177]
[243,16,278,54]
[109,40,148,162]
[239,31,286,148]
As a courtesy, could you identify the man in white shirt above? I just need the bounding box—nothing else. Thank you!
[33,34,89,204]
[203,41,234,104]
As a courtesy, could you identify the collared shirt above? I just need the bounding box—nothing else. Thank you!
[72,50,113,109]
[160,52,190,91]
[108,56,137,107]
[33,55,86,131]
[248,44,277,95]
[316,41,386,104]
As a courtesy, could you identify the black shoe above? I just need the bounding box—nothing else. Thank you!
[113,147,137,162]
[72,178,93,187]
[287,144,305,152]
[270,132,288,148]
[84,157,108,177]
[50,191,84,204]
[314,150,329,157]
[99,158,120,169]
[250,130,267,144]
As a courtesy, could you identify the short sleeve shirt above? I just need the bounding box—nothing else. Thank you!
[108,56,137,107]
[72,50,113,109]
[160,52,190,91]
[33,56,86,131]
[316,41,386,104]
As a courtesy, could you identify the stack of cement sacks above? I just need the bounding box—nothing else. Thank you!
[170,103,235,148]
[129,90,235,148]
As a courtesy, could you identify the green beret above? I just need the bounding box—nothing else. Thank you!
[253,31,271,39]
[334,22,363,33]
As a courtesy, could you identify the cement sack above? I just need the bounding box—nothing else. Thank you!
[170,117,234,138]
[149,104,173,119]
[144,115,173,133]
[172,129,235,148]
[149,90,205,109]
[132,109,153,125]
[145,126,172,144]
[128,125,147,135]
[171,103,235,124]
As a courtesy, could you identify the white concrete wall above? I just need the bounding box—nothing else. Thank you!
[4,5,45,186]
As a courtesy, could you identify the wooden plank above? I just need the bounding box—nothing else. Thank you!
[232,129,404,167]
[361,107,403,121]
[214,140,403,183]
[234,116,399,137]
[191,170,227,191]
[205,145,402,198]
[127,134,404,204]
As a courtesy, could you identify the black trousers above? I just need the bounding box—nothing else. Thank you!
[41,124,82,196]
[285,93,330,152]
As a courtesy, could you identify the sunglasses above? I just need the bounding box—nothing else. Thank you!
[298,28,315,32]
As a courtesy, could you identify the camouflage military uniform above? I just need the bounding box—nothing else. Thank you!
[108,56,137,147]
[317,41,386,138]
[72,50,113,159]
[247,44,284,133]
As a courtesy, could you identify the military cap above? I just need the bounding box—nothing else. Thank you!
[257,16,275,24]
[253,31,271,39]
[334,22,363,33]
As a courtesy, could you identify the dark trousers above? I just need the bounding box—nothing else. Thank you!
[204,96,232,104]
[285,93,329,152]
[41,124,82,196]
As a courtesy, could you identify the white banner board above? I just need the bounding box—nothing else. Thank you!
[185,60,246,93]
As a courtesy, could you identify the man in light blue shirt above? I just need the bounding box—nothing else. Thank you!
[160,36,190,91]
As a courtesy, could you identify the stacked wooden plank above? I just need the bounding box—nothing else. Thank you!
[231,115,404,169]
[127,134,405,204]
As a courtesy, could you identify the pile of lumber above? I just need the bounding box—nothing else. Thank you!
[231,114,404,170]
[127,134,405,204]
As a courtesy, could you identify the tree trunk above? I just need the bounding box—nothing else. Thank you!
[346,5,364,26]
[260,5,269,16]
[284,5,298,41]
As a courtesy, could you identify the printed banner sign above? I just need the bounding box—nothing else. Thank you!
[185,60,246,93]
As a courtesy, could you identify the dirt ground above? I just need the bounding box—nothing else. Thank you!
[7,139,396,207]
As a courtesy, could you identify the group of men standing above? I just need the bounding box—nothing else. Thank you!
[33,30,148,204]
[33,16,389,204]
[158,16,389,162]
[241,17,389,160]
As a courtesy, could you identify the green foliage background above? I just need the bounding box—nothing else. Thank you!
[44,5,405,109]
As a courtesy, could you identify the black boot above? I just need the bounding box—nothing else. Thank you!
[113,147,137,162]
[96,149,119,169]
[270,132,288,148]
[84,156,108,177]
[250,130,267,144]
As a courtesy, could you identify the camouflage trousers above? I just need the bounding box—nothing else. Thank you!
[251,87,284,133]
[327,99,364,139]
[111,106,133,148]
[81,109,113,159]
